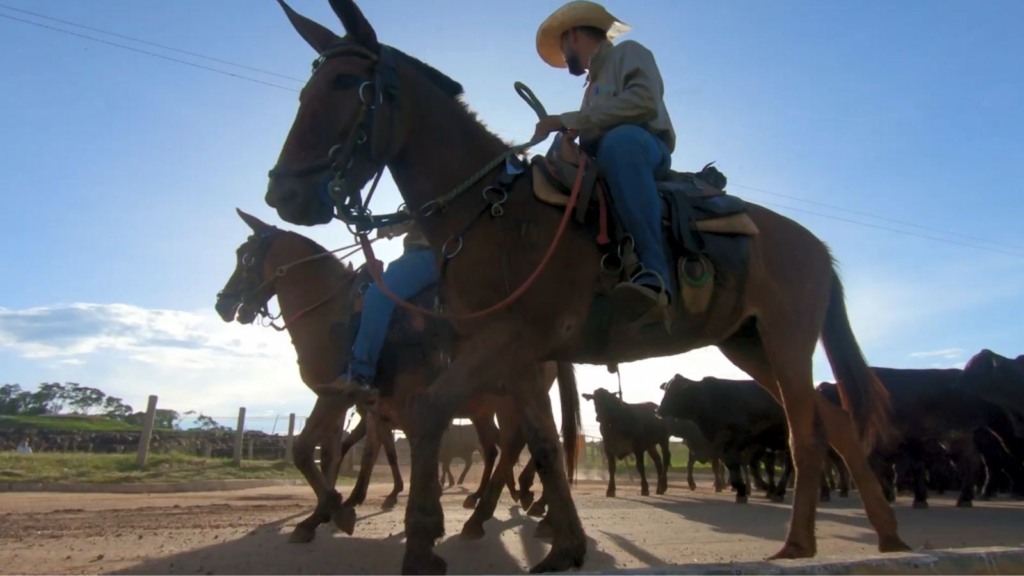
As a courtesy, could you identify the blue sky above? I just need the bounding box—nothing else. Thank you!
[1,0,1022,435]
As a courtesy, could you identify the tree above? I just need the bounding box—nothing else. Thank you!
[102,396,134,420]
[67,384,107,415]
[0,384,26,415]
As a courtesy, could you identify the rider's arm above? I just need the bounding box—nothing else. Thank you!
[558,41,662,133]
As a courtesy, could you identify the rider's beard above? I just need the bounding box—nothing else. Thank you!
[565,51,586,77]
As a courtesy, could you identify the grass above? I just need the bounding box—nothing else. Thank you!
[0,414,143,432]
[579,442,713,473]
[0,451,324,485]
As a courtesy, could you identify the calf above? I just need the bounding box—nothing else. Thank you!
[663,417,725,491]
[438,423,484,488]
[583,388,671,497]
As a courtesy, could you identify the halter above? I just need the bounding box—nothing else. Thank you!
[266,43,410,235]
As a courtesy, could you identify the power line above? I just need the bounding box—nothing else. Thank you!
[732,182,1024,253]
[754,198,1024,259]
[3,6,1019,259]
[0,3,305,83]
[0,12,299,93]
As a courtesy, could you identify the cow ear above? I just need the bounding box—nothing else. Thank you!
[582,393,593,401]
[659,381,667,390]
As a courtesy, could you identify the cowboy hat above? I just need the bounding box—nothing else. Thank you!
[536,1,631,68]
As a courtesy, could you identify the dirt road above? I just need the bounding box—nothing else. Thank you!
[2,478,1023,574]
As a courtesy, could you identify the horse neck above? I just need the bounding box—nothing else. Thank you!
[387,86,512,247]
[274,260,351,385]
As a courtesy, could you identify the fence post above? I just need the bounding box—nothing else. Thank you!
[135,395,158,468]
[284,413,296,462]
[233,407,246,466]
[247,437,254,460]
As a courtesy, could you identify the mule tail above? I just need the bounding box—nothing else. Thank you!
[820,267,894,450]
[556,361,582,484]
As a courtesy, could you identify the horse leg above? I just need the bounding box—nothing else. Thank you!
[519,455,538,509]
[461,411,526,539]
[339,410,383,534]
[458,455,472,486]
[463,416,499,509]
[514,365,587,573]
[719,338,827,559]
[289,396,350,544]
[381,425,404,511]
[401,327,519,576]
[713,456,725,492]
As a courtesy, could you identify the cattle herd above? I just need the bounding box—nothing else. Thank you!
[584,348,1024,510]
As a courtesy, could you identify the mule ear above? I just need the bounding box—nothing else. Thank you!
[237,208,273,234]
[345,261,354,272]
[328,0,380,52]
[277,0,342,54]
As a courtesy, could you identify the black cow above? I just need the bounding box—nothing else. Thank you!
[583,388,671,497]
[658,375,792,503]
[819,366,1008,508]
[663,417,725,491]
[959,349,1024,418]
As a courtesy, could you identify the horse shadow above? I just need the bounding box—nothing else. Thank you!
[107,504,618,575]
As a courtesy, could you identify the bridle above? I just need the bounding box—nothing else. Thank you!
[266,42,410,235]
[217,228,367,331]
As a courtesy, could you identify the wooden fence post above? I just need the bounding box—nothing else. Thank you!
[247,437,254,460]
[284,413,296,462]
[233,407,246,466]
[135,395,158,468]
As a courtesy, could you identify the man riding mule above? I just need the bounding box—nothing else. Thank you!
[334,212,435,401]
[533,1,678,321]
[263,0,911,572]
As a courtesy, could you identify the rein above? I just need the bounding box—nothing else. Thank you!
[269,39,578,324]
[249,237,380,331]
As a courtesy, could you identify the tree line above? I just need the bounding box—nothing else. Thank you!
[0,382,230,431]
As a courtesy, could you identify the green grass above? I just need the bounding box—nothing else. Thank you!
[0,452,322,484]
[0,414,143,432]
[579,443,713,472]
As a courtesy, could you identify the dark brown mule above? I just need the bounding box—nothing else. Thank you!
[262,1,910,572]
[215,209,580,543]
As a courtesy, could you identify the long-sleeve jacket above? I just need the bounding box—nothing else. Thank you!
[557,39,676,153]
[376,217,430,250]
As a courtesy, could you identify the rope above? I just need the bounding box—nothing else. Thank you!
[421,82,550,215]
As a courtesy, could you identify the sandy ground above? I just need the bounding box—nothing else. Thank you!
[2,473,1024,575]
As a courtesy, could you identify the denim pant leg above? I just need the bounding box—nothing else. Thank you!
[350,247,438,380]
[595,125,673,294]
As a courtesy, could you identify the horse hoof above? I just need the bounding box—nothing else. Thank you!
[401,549,447,575]
[605,489,616,498]
[526,502,546,518]
[533,518,554,540]
[688,483,697,491]
[529,543,586,573]
[333,505,357,535]
[956,500,973,508]
[912,500,928,510]
[459,521,485,541]
[879,536,912,553]
[288,526,316,543]
[381,496,399,511]
[656,486,667,495]
[735,495,748,504]
[462,494,479,510]
[767,541,815,560]
[640,488,650,496]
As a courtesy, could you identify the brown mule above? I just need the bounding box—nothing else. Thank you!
[262,1,910,572]
[215,209,580,544]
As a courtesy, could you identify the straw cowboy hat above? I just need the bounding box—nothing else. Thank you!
[536,1,631,68]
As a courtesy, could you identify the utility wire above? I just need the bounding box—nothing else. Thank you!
[0,3,305,83]
[4,5,1020,260]
[0,12,299,92]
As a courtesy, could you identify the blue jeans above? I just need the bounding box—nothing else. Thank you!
[349,247,437,380]
[593,125,673,296]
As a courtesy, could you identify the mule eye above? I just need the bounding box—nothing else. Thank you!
[333,74,363,91]
[241,254,255,266]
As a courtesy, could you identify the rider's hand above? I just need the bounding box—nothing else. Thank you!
[532,115,566,142]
